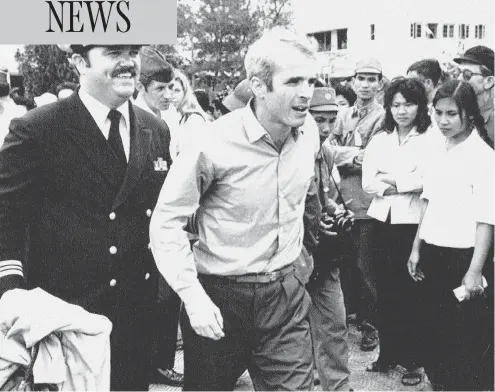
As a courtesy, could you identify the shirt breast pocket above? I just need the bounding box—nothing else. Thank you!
[285,161,314,209]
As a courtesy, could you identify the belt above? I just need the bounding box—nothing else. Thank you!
[199,264,294,284]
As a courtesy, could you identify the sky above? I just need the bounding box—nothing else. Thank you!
[0,45,22,73]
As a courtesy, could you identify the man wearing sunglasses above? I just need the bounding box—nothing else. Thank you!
[454,45,494,145]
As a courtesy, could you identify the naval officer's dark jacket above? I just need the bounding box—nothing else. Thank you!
[0,92,172,390]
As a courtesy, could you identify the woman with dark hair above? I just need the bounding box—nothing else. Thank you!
[408,80,494,391]
[334,84,357,112]
[362,77,442,386]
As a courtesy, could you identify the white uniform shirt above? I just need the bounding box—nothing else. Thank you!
[362,126,443,224]
[419,130,494,248]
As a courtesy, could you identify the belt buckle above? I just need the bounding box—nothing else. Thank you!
[267,271,277,282]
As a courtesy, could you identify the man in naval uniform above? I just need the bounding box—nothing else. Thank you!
[0,44,172,391]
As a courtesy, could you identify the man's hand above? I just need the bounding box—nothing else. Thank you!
[319,215,338,237]
[186,294,225,340]
[353,150,365,166]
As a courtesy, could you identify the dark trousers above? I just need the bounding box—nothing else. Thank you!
[106,293,157,391]
[340,219,377,325]
[181,271,314,391]
[419,243,493,391]
[373,220,424,368]
[152,275,182,370]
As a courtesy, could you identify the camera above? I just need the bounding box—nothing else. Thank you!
[322,204,354,235]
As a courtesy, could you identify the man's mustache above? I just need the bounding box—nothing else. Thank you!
[111,67,137,77]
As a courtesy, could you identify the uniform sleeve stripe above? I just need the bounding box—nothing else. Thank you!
[0,269,24,278]
[0,260,24,278]
[0,260,23,268]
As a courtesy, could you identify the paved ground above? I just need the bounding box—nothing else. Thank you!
[150,323,433,391]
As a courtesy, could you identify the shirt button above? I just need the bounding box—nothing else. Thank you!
[109,246,117,254]
[109,212,116,220]
[146,209,152,217]
[109,279,117,287]
[145,273,150,280]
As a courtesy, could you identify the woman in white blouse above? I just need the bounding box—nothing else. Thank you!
[170,69,209,157]
[408,80,494,391]
[362,77,440,385]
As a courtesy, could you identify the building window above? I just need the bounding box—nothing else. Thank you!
[309,30,332,52]
[443,24,455,38]
[426,23,438,39]
[337,29,348,49]
[370,24,375,40]
[410,22,421,38]
[475,25,485,39]
[459,24,470,39]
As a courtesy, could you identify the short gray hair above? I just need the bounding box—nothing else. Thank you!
[244,27,317,91]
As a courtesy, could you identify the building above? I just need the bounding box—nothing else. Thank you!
[293,0,494,79]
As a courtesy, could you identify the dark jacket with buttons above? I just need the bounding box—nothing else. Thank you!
[0,92,171,389]
[0,92,171,304]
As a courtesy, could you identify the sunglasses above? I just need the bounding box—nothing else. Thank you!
[460,69,484,81]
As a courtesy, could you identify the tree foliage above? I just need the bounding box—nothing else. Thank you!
[182,0,293,91]
[15,45,77,97]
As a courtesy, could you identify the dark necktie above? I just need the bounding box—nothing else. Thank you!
[107,109,127,167]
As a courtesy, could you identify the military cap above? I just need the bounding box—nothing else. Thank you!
[310,87,338,112]
[139,47,174,84]
[355,58,382,74]
[57,44,143,55]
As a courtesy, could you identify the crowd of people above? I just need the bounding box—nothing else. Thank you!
[0,29,493,392]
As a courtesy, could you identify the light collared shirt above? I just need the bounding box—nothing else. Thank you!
[78,89,130,161]
[419,129,494,248]
[133,94,181,159]
[363,126,443,224]
[150,103,319,309]
[332,99,385,219]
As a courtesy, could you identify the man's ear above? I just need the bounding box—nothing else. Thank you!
[71,53,89,75]
[424,78,434,91]
[250,77,267,99]
[136,81,145,92]
[377,78,384,91]
[484,75,494,91]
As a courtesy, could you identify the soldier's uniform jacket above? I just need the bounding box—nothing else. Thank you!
[0,92,172,389]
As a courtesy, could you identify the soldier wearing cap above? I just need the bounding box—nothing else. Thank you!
[302,87,356,391]
[135,47,175,117]
[454,45,494,145]
[134,47,181,160]
[133,46,184,387]
[0,44,172,391]
[332,58,385,352]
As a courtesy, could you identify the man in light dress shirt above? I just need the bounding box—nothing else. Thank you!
[150,28,320,391]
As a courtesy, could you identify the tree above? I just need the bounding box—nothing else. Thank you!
[180,0,293,92]
[15,45,78,97]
